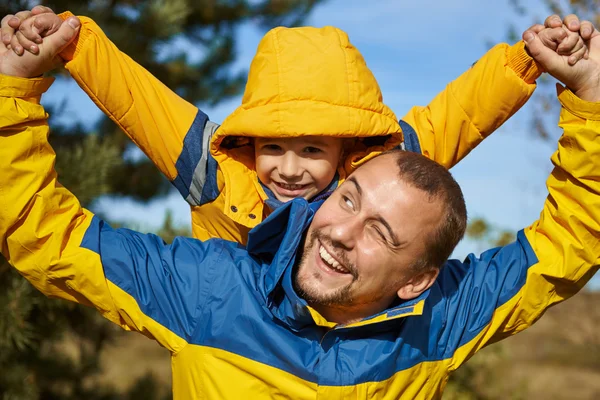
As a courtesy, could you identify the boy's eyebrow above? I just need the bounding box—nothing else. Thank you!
[347,176,401,248]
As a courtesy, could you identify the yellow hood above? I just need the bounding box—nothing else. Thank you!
[209,26,403,227]
[211,25,403,168]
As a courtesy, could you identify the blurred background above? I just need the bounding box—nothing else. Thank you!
[0,0,599,399]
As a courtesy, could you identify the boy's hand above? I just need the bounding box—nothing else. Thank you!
[1,6,60,56]
[524,17,600,102]
[0,15,80,78]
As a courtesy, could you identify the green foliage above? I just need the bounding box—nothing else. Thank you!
[0,0,323,398]
[466,217,515,252]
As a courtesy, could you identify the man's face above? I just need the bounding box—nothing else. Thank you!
[255,136,343,202]
[294,154,444,318]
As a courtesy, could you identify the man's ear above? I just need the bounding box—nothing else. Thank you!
[396,267,439,300]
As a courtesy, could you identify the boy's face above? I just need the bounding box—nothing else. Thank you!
[255,136,343,202]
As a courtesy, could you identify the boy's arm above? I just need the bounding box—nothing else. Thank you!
[440,87,600,368]
[400,41,541,167]
[0,75,215,352]
[57,12,214,205]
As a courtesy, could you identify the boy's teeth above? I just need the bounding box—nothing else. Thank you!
[319,245,348,273]
[280,183,305,190]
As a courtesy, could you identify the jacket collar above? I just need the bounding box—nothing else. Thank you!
[246,199,430,332]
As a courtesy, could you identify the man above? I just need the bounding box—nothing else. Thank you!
[1,15,599,400]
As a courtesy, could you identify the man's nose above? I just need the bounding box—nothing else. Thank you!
[279,151,303,179]
[329,216,360,250]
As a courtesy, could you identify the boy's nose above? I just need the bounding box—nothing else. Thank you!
[279,152,303,179]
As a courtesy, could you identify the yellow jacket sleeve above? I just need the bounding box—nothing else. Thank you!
[57,12,201,184]
[402,41,542,168]
[0,75,214,353]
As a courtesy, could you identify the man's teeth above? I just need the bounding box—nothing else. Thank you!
[319,245,348,273]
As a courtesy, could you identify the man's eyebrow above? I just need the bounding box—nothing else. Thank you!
[347,176,401,247]
[347,176,363,197]
[377,217,401,248]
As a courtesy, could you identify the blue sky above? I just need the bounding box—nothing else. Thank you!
[42,0,599,288]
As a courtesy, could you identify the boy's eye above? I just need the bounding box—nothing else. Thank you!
[262,144,282,152]
[304,146,322,154]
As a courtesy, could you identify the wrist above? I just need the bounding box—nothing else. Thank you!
[0,74,54,98]
[507,41,543,84]
[557,84,600,121]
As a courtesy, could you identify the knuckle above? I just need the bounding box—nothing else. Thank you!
[15,11,31,20]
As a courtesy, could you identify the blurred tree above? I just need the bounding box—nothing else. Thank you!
[0,0,323,398]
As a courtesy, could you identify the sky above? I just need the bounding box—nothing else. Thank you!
[41,0,599,288]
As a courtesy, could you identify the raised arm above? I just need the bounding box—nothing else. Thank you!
[436,25,600,369]
[2,7,217,205]
[58,11,219,205]
[399,41,540,166]
[0,72,214,353]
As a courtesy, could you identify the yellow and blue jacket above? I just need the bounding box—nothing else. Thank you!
[57,12,541,244]
[1,76,599,399]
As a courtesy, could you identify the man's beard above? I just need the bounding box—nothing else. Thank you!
[293,229,359,308]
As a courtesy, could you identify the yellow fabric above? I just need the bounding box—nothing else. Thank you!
[0,76,188,354]
[2,75,598,400]
[172,344,451,399]
[58,13,540,244]
[58,12,197,182]
[446,85,600,371]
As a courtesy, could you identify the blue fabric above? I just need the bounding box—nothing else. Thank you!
[80,198,539,387]
[199,153,220,205]
[172,109,209,199]
[399,120,422,154]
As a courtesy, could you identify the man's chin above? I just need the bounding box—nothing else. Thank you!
[294,274,353,306]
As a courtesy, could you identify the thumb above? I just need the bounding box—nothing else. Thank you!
[523,30,558,71]
[43,16,80,56]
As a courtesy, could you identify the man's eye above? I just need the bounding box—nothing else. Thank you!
[343,196,354,210]
[304,147,322,154]
[373,226,387,243]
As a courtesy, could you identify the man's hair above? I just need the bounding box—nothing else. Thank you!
[382,149,467,271]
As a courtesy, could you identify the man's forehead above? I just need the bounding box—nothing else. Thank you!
[348,153,397,182]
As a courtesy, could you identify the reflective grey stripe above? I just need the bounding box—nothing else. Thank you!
[186,121,220,206]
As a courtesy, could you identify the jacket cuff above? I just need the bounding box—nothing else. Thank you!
[0,75,54,97]
[58,11,88,62]
[506,41,543,84]
[557,84,600,121]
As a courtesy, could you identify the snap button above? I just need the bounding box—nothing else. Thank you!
[231,206,238,212]
[249,214,256,219]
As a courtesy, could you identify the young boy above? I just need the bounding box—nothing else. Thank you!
[3,8,583,245]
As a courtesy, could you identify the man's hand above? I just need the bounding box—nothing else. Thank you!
[0,14,80,78]
[524,15,600,102]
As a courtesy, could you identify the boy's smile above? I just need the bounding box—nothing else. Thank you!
[255,136,344,202]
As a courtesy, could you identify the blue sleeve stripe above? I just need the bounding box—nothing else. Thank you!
[436,229,539,357]
[399,120,422,154]
[199,153,220,205]
[172,109,210,200]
